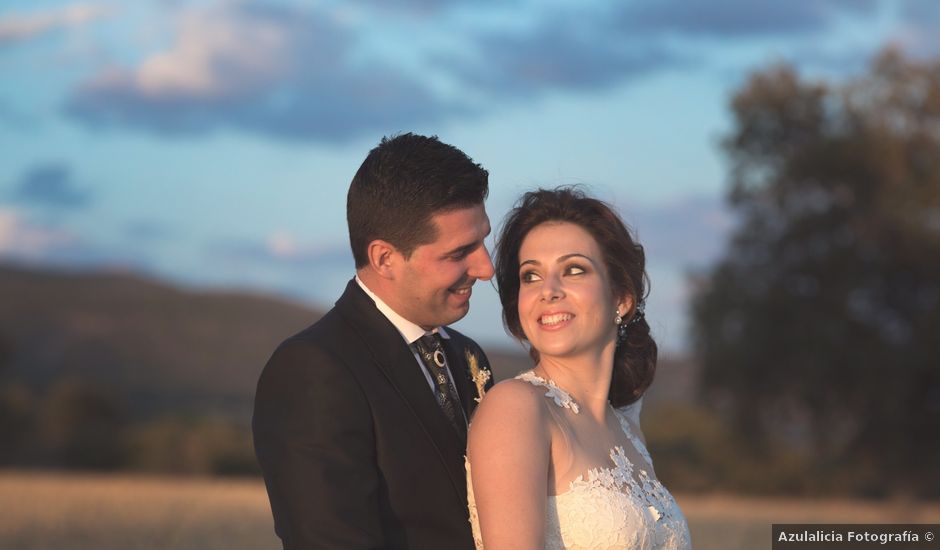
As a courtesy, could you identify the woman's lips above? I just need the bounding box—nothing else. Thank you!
[538,311,574,329]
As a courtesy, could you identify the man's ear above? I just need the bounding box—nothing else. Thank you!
[367,239,400,279]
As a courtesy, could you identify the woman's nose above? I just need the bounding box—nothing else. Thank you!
[540,276,564,302]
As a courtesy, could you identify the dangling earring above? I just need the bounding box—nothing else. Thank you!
[615,309,627,345]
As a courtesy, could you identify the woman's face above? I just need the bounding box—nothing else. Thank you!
[516,221,627,361]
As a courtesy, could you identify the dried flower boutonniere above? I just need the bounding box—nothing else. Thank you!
[465,349,491,403]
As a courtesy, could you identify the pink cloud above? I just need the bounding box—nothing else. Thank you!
[0,208,77,258]
[0,3,111,45]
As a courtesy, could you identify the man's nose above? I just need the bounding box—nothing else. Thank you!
[467,244,495,281]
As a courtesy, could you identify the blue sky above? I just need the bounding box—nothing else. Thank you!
[1,0,937,355]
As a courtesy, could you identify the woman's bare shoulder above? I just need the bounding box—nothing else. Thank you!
[469,376,550,441]
[478,376,549,414]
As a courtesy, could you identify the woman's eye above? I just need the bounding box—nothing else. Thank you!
[521,271,542,283]
[565,264,586,276]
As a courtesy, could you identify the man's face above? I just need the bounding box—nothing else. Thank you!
[393,204,494,329]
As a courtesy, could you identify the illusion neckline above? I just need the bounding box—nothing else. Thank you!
[514,369,657,495]
[515,370,581,414]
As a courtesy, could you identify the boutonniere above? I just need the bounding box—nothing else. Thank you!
[465,349,491,403]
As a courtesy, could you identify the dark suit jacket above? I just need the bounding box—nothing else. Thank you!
[253,279,493,549]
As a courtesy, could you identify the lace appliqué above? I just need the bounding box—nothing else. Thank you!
[566,446,683,526]
[547,444,691,549]
[515,370,581,414]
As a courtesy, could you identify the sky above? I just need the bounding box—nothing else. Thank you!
[1,0,937,356]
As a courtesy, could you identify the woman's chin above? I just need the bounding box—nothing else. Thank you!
[529,335,616,363]
[530,340,578,360]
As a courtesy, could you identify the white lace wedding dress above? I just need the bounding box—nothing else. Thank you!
[467,371,691,550]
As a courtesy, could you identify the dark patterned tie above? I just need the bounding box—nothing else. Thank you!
[413,333,466,437]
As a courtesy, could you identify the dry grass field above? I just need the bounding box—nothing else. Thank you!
[1,471,938,550]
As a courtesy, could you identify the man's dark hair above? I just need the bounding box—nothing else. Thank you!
[347,133,489,269]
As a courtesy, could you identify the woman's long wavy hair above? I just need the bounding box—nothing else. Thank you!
[494,187,656,407]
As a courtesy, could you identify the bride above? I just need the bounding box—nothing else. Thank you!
[467,188,691,549]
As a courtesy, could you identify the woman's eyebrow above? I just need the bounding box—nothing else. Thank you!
[519,253,593,268]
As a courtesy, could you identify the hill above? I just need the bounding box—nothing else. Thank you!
[0,263,322,420]
[0,263,694,415]
[0,262,697,473]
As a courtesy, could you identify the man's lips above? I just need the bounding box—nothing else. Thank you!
[450,284,473,296]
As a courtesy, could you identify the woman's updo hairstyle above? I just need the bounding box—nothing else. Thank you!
[494,186,656,407]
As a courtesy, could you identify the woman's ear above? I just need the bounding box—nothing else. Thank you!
[616,294,635,319]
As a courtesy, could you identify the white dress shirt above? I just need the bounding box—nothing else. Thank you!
[355,276,463,404]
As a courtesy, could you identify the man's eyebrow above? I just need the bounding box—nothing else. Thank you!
[442,240,482,258]
[441,223,491,258]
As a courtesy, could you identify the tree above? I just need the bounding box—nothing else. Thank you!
[39,380,127,470]
[0,334,9,371]
[691,48,940,496]
[0,335,36,465]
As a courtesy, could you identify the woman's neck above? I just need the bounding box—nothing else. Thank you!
[534,342,617,420]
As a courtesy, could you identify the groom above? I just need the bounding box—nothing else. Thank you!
[253,133,495,549]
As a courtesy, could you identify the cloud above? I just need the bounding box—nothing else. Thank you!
[440,18,691,99]
[65,2,460,142]
[353,0,493,15]
[0,208,77,257]
[0,3,110,46]
[892,0,940,58]
[64,1,693,142]
[62,0,884,143]
[618,0,877,37]
[123,220,173,242]
[901,0,940,20]
[211,233,353,268]
[10,163,92,209]
[0,207,167,273]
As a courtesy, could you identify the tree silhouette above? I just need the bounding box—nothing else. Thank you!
[40,380,127,470]
[0,333,9,373]
[692,49,940,496]
[0,334,33,464]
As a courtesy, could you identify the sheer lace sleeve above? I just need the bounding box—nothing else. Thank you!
[616,396,643,427]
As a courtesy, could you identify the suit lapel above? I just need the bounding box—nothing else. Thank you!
[441,337,476,423]
[334,280,467,498]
